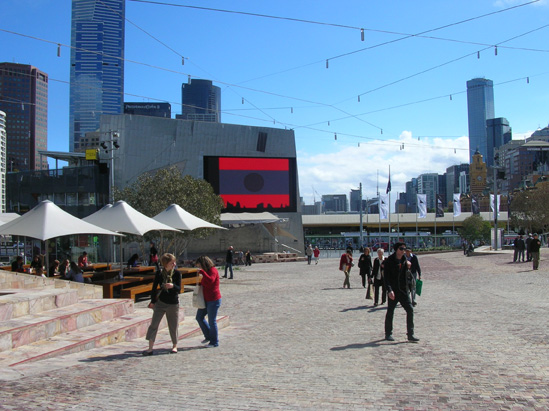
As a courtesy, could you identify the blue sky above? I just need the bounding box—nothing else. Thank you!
[1,0,548,205]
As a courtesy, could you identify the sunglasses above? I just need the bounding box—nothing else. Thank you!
[398,247,406,251]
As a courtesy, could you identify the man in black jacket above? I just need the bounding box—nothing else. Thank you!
[224,246,234,279]
[405,247,421,306]
[383,242,419,342]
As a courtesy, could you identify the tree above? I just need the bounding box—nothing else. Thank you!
[458,214,491,244]
[114,166,225,259]
[509,182,549,235]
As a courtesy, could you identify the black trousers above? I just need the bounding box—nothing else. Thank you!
[374,278,386,305]
[385,291,414,337]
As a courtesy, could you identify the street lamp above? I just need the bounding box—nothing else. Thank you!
[100,131,120,204]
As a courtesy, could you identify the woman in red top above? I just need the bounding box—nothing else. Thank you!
[339,249,353,289]
[195,255,222,348]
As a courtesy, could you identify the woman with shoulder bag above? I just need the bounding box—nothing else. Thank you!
[195,256,222,348]
[143,253,181,355]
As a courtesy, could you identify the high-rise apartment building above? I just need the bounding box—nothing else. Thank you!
[445,164,469,203]
[486,117,512,166]
[70,0,125,152]
[0,63,48,171]
[467,78,495,166]
[0,110,6,212]
[178,79,221,123]
[417,173,439,210]
[321,194,347,213]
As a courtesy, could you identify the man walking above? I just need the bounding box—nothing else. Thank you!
[516,235,526,262]
[529,233,541,270]
[405,247,421,306]
[525,234,533,262]
[384,242,419,342]
[224,246,234,279]
[306,244,313,265]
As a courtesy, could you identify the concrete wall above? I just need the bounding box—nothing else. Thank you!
[99,115,305,255]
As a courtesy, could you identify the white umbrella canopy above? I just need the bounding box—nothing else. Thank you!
[153,204,226,231]
[0,213,20,226]
[0,200,122,240]
[83,200,180,236]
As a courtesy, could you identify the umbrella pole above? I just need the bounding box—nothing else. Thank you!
[119,240,124,279]
[44,239,49,277]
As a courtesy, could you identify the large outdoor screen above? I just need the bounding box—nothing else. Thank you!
[203,156,297,213]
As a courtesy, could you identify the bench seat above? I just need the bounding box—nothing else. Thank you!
[120,274,200,301]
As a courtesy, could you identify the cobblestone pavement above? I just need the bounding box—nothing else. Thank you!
[1,249,548,410]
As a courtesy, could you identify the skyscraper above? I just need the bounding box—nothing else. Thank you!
[0,110,6,212]
[70,0,125,152]
[178,79,221,122]
[0,63,48,171]
[486,117,512,166]
[466,78,495,166]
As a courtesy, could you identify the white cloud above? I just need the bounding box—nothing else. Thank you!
[297,131,469,204]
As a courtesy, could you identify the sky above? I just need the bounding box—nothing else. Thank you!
[1,0,549,205]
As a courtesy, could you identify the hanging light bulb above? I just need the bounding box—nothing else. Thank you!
[334,133,337,140]
[326,59,329,69]
[380,129,383,135]
[494,46,498,56]
[418,136,420,141]
[182,57,185,65]
[57,44,61,57]
[527,77,530,84]
[21,103,24,111]
[242,97,244,104]
[358,142,360,147]
[328,121,330,126]
[358,95,361,102]
[454,148,456,154]
[291,107,293,114]
[402,143,405,150]
[187,75,191,84]
[477,51,480,59]
[450,95,452,101]
[361,28,364,41]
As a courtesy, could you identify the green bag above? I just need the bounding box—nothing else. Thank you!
[415,279,423,296]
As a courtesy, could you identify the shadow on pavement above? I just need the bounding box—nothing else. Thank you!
[79,346,204,363]
[330,339,406,350]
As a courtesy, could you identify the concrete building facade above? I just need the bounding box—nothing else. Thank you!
[99,114,304,254]
[0,110,5,212]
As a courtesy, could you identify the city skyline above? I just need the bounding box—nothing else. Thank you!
[1,0,548,203]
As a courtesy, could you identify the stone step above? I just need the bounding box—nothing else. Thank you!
[0,307,185,368]
[0,288,80,321]
[0,298,135,352]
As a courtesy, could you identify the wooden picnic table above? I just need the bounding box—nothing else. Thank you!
[94,275,155,299]
[81,263,111,272]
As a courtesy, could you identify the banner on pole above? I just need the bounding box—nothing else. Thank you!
[379,195,389,220]
[453,193,461,217]
[417,194,427,218]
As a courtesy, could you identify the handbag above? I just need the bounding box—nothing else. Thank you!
[192,276,206,309]
[415,279,423,296]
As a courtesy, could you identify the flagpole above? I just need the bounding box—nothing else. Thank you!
[397,191,400,241]
[388,165,391,248]
[415,202,418,248]
[377,170,381,243]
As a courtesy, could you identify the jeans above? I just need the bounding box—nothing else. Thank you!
[307,255,312,264]
[224,263,233,278]
[196,299,221,346]
[385,291,414,337]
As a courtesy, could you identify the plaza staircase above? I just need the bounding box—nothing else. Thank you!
[0,271,228,369]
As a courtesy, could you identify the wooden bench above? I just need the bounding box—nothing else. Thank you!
[120,274,200,301]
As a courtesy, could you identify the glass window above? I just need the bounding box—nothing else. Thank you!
[67,193,77,206]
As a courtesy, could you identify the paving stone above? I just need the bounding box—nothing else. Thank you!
[0,248,547,409]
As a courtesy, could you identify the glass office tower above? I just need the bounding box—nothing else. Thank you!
[0,63,48,171]
[179,79,221,123]
[70,0,125,152]
[466,78,495,166]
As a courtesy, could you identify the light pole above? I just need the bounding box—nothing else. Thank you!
[100,131,120,204]
[100,131,120,267]
[359,183,363,249]
[493,153,499,251]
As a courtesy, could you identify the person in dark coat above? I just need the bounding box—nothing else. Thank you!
[383,242,419,342]
[357,247,372,288]
[11,256,24,273]
[223,246,234,279]
[515,235,526,262]
[405,247,422,306]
